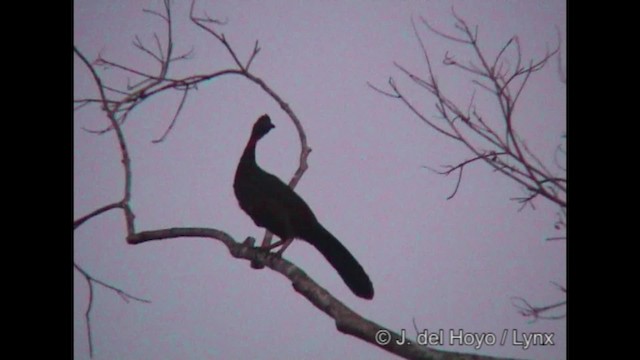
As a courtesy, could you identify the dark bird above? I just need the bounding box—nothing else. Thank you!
[233,114,374,299]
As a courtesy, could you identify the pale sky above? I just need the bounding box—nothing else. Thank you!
[74,1,566,359]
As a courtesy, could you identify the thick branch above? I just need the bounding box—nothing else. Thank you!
[127,227,518,360]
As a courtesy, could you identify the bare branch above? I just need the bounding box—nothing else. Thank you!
[411,317,420,338]
[425,151,507,200]
[443,51,487,77]
[511,296,566,322]
[371,16,567,326]
[170,46,195,62]
[245,40,261,71]
[74,202,123,230]
[103,83,137,96]
[189,0,245,70]
[379,12,566,210]
[95,56,163,82]
[159,0,173,79]
[74,99,102,111]
[74,48,111,116]
[389,64,461,142]
[551,281,566,293]
[133,34,163,63]
[142,7,168,22]
[154,32,165,62]
[419,15,470,45]
[74,263,151,304]
[555,26,566,84]
[366,80,401,98]
[511,52,555,111]
[74,262,151,358]
[127,227,513,360]
[511,191,538,212]
[74,47,136,235]
[554,135,566,172]
[152,87,190,143]
[546,236,566,241]
[446,165,463,200]
[492,37,515,75]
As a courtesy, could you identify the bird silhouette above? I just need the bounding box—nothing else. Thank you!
[233,114,374,299]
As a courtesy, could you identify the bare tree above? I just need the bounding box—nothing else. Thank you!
[74,1,523,359]
[369,9,566,322]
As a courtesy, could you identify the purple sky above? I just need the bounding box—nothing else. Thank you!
[74,1,566,359]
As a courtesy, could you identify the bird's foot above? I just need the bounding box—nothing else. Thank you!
[254,246,272,253]
[242,237,256,247]
[250,246,270,269]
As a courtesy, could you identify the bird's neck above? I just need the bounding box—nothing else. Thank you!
[240,135,259,164]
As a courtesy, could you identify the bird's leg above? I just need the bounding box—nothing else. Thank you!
[260,238,294,257]
[275,238,294,256]
[251,238,280,270]
[251,238,291,269]
[262,239,284,251]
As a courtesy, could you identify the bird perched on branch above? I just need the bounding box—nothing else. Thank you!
[233,114,374,299]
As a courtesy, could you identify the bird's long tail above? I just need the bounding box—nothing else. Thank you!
[302,223,374,299]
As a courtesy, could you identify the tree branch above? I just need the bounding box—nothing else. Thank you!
[370,11,566,326]
[74,262,151,358]
[74,47,136,235]
[511,297,566,322]
[127,228,517,360]
[424,152,507,200]
[371,12,565,210]
[73,202,122,230]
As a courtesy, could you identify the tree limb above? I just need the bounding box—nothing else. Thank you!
[128,228,519,360]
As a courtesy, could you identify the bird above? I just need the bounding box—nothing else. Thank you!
[233,114,374,299]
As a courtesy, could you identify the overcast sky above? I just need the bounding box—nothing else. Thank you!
[74,1,566,359]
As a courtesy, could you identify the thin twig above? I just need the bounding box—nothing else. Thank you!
[152,87,190,143]
[75,47,135,234]
[511,296,566,322]
[74,262,151,358]
[74,202,123,230]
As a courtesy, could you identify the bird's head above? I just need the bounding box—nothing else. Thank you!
[252,114,275,140]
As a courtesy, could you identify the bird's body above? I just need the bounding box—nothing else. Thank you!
[233,115,374,299]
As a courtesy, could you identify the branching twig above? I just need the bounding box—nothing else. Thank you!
[73,202,123,230]
[511,296,566,322]
[370,10,566,325]
[372,10,565,211]
[74,47,136,236]
[152,87,190,143]
[554,26,566,84]
[74,263,151,358]
[424,151,507,200]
